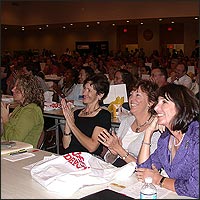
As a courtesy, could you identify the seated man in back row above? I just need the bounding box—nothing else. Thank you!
[167,62,192,89]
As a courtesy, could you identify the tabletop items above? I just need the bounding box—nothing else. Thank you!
[1,140,33,155]
[1,148,189,199]
[30,152,136,197]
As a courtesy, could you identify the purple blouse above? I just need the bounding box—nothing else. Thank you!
[137,121,199,198]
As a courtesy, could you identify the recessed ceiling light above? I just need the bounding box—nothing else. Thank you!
[70,23,73,26]
[194,17,198,20]
[97,21,100,24]
[159,18,163,21]
[86,24,90,28]
[38,27,42,30]
[126,20,130,23]
[171,21,174,24]
[112,23,115,26]
[46,25,49,27]
[62,26,66,29]
[4,27,7,30]
[22,26,24,29]
[140,22,144,25]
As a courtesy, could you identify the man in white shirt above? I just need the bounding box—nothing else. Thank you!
[167,63,192,89]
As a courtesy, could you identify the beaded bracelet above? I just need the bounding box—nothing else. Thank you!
[120,152,129,160]
[142,141,151,147]
[64,132,72,136]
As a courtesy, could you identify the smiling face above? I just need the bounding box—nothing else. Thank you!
[154,96,177,129]
[129,86,150,116]
[82,82,101,105]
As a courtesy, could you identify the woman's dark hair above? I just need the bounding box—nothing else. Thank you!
[115,69,138,96]
[151,66,168,81]
[16,74,44,110]
[157,83,199,133]
[132,79,159,115]
[83,73,110,103]
[65,67,79,84]
[81,66,95,77]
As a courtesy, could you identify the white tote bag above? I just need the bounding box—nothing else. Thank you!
[31,152,136,196]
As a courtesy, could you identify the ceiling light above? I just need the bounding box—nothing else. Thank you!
[62,26,66,29]
[38,27,42,30]
[159,18,163,21]
[4,27,7,30]
[194,17,198,20]
[171,21,174,24]
[112,23,115,26]
[86,24,90,28]
[46,25,49,27]
[97,21,100,24]
[126,20,130,23]
[140,22,144,25]
[70,23,73,26]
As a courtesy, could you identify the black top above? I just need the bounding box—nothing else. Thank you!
[62,108,111,156]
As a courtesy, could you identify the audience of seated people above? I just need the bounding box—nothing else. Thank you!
[1,47,198,157]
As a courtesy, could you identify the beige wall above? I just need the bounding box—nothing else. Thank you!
[138,24,160,56]
[2,21,198,57]
[1,1,198,56]
[184,22,199,56]
[1,26,117,56]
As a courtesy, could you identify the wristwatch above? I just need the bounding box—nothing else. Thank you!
[159,176,166,188]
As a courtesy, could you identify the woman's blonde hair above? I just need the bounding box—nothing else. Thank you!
[16,74,44,110]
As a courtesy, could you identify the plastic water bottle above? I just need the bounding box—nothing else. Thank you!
[140,177,157,199]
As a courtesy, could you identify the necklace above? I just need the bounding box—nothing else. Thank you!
[135,115,152,133]
[82,106,100,116]
[174,134,184,146]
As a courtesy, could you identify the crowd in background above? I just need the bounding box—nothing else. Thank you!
[1,46,199,198]
[1,46,199,98]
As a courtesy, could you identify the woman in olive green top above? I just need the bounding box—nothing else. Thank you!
[1,74,44,148]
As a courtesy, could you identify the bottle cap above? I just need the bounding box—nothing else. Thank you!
[145,177,153,183]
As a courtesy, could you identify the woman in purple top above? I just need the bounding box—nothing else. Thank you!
[136,84,199,198]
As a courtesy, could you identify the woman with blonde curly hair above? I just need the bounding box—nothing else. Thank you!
[1,74,44,148]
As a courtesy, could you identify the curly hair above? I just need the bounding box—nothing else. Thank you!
[132,79,159,115]
[157,84,199,133]
[16,74,44,110]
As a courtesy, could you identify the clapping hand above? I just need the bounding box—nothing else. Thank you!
[1,102,10,124]
[61,98,75,129]
[98,129,122,155]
